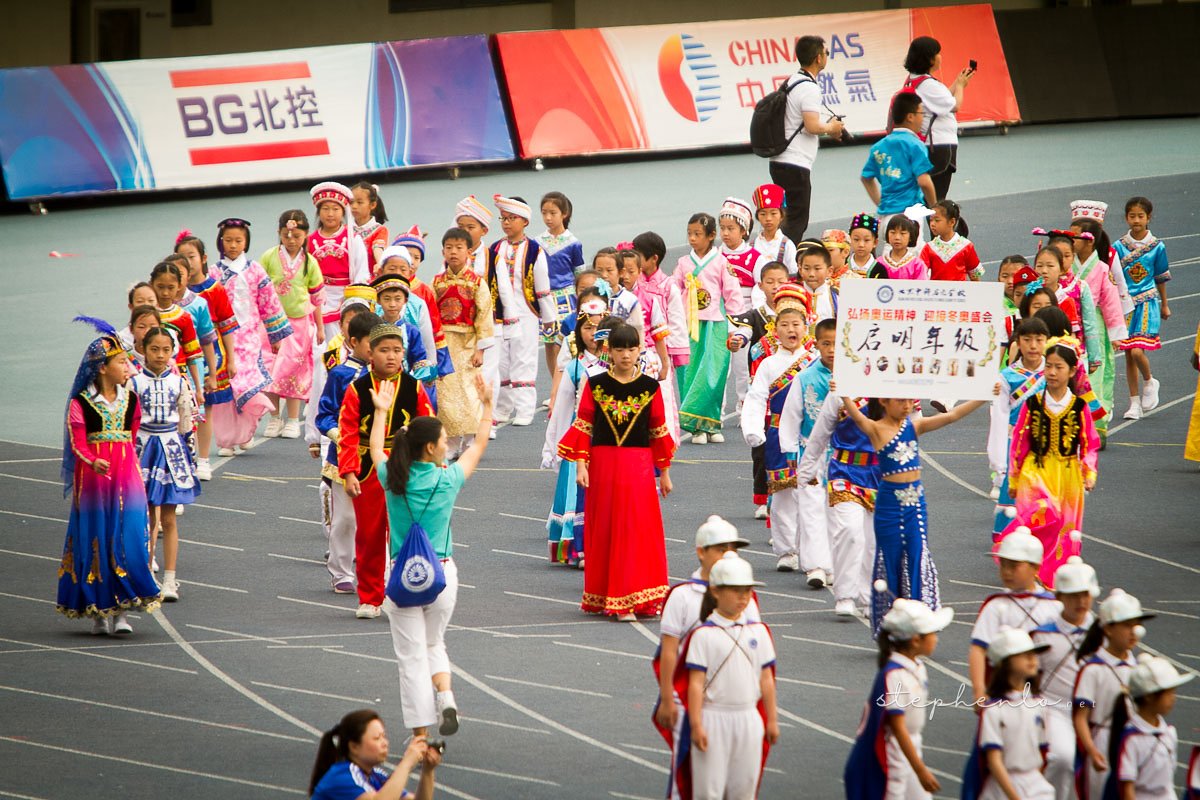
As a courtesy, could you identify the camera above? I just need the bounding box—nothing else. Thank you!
[832,114,853,144]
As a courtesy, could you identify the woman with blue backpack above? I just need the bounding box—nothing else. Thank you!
[368,372,494,741]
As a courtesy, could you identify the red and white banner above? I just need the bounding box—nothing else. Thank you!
[496,4,1020,158]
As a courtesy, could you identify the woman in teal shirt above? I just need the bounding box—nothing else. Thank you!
[368,373,494,741]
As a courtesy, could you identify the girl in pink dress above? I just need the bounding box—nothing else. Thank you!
[870,216,930,281]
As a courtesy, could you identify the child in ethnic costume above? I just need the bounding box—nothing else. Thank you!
[349,181,389,273]
[1032,230,1103,375]
[634,231,691,382]
[148,261,205,405]
[848,213,880,280]
[309,182,371,340]
[870,215,928,280]
[618,247,676,442]
[1114,196,1171,421]
[390,225,453,382]
[822,229,855,290]
[57,318,160,634]
[537,191,585,378]
[261,209,325,439]
[718,197,767,407]
[558,322,676,621]
[751,183,796,274]
[671,213,745,444]
[919,200,981,281]
[211,218,293,452]
[988,317,1047,535]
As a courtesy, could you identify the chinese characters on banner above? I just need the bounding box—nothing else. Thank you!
[833,280,1006,401]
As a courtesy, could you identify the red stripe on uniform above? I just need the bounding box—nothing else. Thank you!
[188,139,330,166]
[169,62,311,88]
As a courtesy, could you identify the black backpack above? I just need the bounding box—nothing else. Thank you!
[749,73,815,158]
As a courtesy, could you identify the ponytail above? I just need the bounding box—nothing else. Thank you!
[384,416,443,495]
[699,586,718,623]
[308,727,341,795]
[1076,619,1105,662]
[351,181,387,224]
[308,709,381,795]
[1107,691,1133,771]
[877,631,898,668]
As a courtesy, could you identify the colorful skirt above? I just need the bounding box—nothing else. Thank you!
[139,431,200,507]
[871,479,939,636]
[543,287,577,344]
[678,319,730,434]
[1119,293,1163,351]
[268,313,316,399]
[1001,454,1085,589]
[547,459,584,565]
[581,445,668,616]
[57,442,160,618]
[992,475,1014,543]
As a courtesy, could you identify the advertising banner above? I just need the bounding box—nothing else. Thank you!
[0,36,513,199]
[496,4,1020,158]
[833,279,1006,402]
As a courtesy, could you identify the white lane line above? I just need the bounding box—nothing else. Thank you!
[0,591,62,606]
[618,742,668,755]
[178,537,243,552]
[782,634,874,653]
[630,621,659,646]
[553,641,652,660]
[947,578,1004,591]
[1161,333,1199,346]
[182,579,249,594]
[1107,392,1197,437]
[1156,599,1200,604]
[249,681,375,705]
[152,611,322,737]
[0,736,305,794]
[186,624,288,645]
[0,636,197,675]
[484,674,612,698]
[0,548,56,561]
[1144,607,1200,620]
[497,512,546,522]
[223,472,287,484]
[190,502,255,515]
[0,472,58,485]
[671,576,825,605]
[920,452,991,500]
[278,516,322,526]
[0,457,59,463]
[0,509,67,524]
[268,552,326,565]
[453,505,476,512]
[460,715,551,735]
[277,595,355,613]
[439,762,560,787]
[776,676,845,691]
[777,707,853,743]
[491,548,545,561]
[450,664,669,774]
[610,792,659,800]
[0,683,311,743]
[664,536,688,543]
[0,439,58,449]
[1086,533,1200,576]
[504,590,579,607]
[446,623,564,640]
[0,790,50,800]
[450,619,609,632]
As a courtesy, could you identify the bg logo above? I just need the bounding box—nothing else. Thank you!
[657,34,720,122]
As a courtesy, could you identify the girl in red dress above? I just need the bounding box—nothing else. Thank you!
[558,322,676,621]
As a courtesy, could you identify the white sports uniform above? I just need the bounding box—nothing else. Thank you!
[1074,648,1137,800]
[970,591,1062,650]
[978,692,1055,800]
[1032,612,1094,800]
[1113,712,1178,800]
[882,653,932,800]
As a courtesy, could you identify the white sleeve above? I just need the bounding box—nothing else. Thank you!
[754,624,777,668]
[917,78,957,117]
[740,364,771,447]
[533,251,556,324]
[978,704,1005,751]
[542,368,580,468]
[305,354,327,445]
[1110,251,1134,316]
[784,240,798,273]
[417,306,437,360]
[684,629,713,671]
[797,392,839,482]
[665,281,690,355]
[777,374,805,455]
[987,390,1011,476]
[660,590,690,639]
[970,600,999,648]
[349,235,371,283]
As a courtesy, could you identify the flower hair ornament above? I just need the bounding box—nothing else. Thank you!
[614,241,635,251]
[285,219,298,230]
[1031,227,1093,242]
[577,298,608,319]
[1044,334,1082,355]
[174,228,194,246]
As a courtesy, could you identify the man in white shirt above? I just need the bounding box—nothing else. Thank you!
[768,35,845,244]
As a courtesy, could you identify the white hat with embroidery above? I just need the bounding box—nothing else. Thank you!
[708,552,763,587]
[1070,200,1108,223]
[1128,653,1196,698]
[881,598,954,639]
[695,515,750,549]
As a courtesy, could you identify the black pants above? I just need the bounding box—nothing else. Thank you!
[751,443,767,504]
[768,161,812,244]
[928,144,957,200]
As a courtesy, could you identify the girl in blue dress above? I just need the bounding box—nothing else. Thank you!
[1114,196,1171,421]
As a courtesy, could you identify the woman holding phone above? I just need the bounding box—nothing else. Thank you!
[902,36,976,204]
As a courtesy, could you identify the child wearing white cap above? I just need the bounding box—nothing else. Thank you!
[1030,556,1099,799]
[673,552,777,800]
[1073,589,1154,800]
[654,517,760,800]
[1105,655,1194,800]
[968,628,1055,800]
[844,598,953,800]
[309,181,371,340]
[969,529,1060,707]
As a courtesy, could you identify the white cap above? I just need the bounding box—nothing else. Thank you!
[993,528,1044,566]
[708,552,764,587]
[1053,556,1099,597]
[881,598,954,639]
[695,515,750,549]
[1128,653,1196,698]
[1098,588,1155,625]
[987,627,1051,666]
[378,245,413,267]
[1070,199,1108,223]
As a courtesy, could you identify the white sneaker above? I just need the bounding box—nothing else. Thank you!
[281,420,302,439]
[263,416,285,438]
[989,486,1001,501]
[806,568,828,589]
[195,458,212,481]
[161,577,179,602]
[113,612,132,634]
[776,554,799,572]
[91,617,110,635]
[217,447,235,457]
[355,603,382,619]
[436,690,460,735]
[488,428,497,440]
[709,432,725,444]
[1140,378,1160,412]
[1123,399,1143,420]
[175,505,184,516]
[233,443,247,454]
[617,612,637,622]
[691,433,708,445]
[511,417,534,427]
[835,599,857,617]
[152,558,159,573]
[754,504,768,520]
[540,398,551,409]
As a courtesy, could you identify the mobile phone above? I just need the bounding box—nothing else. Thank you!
[969,59,978,72]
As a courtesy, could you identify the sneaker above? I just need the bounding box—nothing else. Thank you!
[263,416,285,438]
[511,417,534,427]
[616,612,637,622]
[575,557,585,570]
[355,603,381,619]
[161,577,179,602]
[488,428,496,440]
[233,443,248,454]
[436,690,460,736]
[709,432,725,444]
[776,554,799,572]
[217,447,235,457]
[332,581,356,594]
[989,486,1001,501]
[540,398,551,409]
[806,568,828,589]
[835,599,857,617]
[281,420,302,439]
[91,617,110,635]
[175,505,184,516]
[1123,399,1143,420]
[195,458,212,481]
[754,504,768,520]
[1140,378,1160,412]
[112,612,132,634]
[691,433,708,445]
[152,558,159,573]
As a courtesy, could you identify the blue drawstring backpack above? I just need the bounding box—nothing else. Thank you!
[385,475,447,608]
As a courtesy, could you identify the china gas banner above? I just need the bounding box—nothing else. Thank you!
[495,4,1019,158]
[0,36,513,199]
[833,279,1006,402]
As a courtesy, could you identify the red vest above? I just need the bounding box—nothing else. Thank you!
[307,227,351,287]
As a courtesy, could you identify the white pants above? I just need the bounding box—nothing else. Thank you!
[496,316,538,423]
[482,341,501,423]
[323,319,342,342]
[797,482,832,574]
[769,487,799,558]
[828,500,874,605]
[980,769,1054,800]
[322,481,356,585]
[383,559,459,730]
[691,706,764,800]
[1044,705,1077,800]
[885,731,930,800]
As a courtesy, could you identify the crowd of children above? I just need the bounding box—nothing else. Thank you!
[54,176,1194,799]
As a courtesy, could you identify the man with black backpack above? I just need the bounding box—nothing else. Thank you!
[763,36,845,244]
